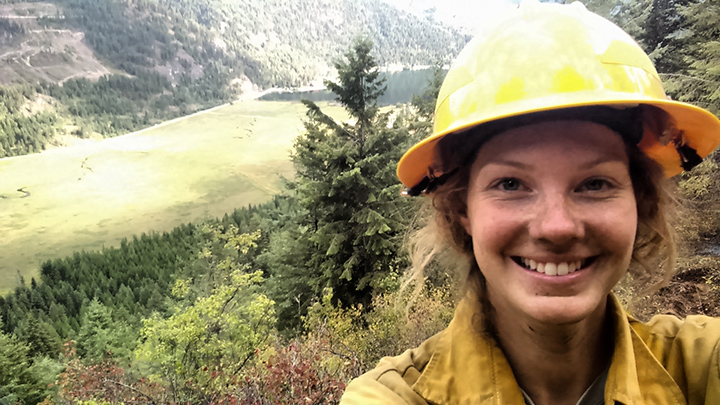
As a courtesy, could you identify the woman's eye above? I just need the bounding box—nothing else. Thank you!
[580,178,611,192]
[497,178,522,191]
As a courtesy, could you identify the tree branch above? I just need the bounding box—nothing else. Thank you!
[660,73,717,84]
[302,99,358,143]
[103,378,158,404]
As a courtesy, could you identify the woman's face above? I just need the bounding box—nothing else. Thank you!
[461,120,637,325]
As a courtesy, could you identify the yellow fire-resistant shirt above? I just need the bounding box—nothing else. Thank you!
[340,294,720,404]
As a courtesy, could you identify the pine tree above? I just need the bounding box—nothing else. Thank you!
[640,0,691,74]
[0,319,55,404]
[324,38,387,144]
[668,0,720,115]
[20,311,61,359]
[266,39,416,329]
[76,298,135,362]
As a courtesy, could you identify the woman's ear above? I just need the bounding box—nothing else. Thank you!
[460,214,472,236]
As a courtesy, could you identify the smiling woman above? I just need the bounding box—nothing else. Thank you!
[341,1,720,405]
[464,121,638,328]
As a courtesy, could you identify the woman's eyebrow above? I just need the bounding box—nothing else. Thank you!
[482,159,531,170]
[483,155,627,171]
[577,156,629,171]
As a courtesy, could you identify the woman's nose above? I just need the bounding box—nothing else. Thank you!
[528,193,584,247]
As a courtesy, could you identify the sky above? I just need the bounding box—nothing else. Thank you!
[380,0,522,31]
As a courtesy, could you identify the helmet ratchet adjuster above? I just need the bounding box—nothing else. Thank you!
[674,137,702,171]
[401,167,456,197]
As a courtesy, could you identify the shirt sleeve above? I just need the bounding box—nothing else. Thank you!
[340,364,431,405]
[340,331,441,405]
[703,337,720,404]
[641,314,720,404]
[341,375,423,405]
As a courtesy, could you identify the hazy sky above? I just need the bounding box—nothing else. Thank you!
[380,0,522,31]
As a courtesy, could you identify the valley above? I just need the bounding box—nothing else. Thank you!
[0,98,345,293]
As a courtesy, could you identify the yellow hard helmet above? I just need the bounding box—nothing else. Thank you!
[397,0,720,195]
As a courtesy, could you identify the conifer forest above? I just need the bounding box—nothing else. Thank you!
[1,0,720,403]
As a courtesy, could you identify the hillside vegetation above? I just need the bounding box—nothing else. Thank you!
[0,0,719,404]
[0,0,467,158]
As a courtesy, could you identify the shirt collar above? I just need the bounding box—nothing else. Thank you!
[412,293,686,405]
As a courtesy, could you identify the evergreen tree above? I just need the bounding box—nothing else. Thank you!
[408,62,446,141]
[76,298,136,362]
[324,38,387,143]
[637,0,690,73]
[20,311,62,359]
[265,39,416,329]
[667,0,720,115]
[0,325,49,403]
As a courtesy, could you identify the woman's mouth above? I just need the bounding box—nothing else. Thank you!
[511,256,597,276]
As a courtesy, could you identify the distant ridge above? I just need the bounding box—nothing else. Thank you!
[0,0,469,88]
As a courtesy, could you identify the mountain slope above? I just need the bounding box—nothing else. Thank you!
[0,0,467,159]
[0,0,468,88]
[0,2,110,85]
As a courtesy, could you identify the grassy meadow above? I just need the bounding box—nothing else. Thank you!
[0,99,346,293]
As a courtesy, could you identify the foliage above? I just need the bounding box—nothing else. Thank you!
[16,310,62,359]
[0,224,200,341]
[324,38,387,136]
[133,226,275,403]
[302,284,454,372]
[75,298,136,362]
[0,198,295,382]
[237,279,454,404]
[0,318,59,404]
[0,0,468,158]
[262,39,417,331]
[154,0,465,88]
[239,341,348,405]
[665,0,720,115]
[58,342,164,404]
[0,85,59,158]
[639,0,689,73]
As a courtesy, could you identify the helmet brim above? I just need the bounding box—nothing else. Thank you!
[397,97,720,190]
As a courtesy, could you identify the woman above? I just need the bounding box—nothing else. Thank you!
[341,1,720,405]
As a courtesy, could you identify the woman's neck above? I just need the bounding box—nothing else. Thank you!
[491,296,614,405]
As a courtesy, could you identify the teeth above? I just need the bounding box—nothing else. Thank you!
[518,258,587,276]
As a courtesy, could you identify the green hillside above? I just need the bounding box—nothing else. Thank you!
[2,0,466,87]
[0,0,467,159]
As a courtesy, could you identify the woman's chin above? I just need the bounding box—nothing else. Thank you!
[520,295,608,326]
